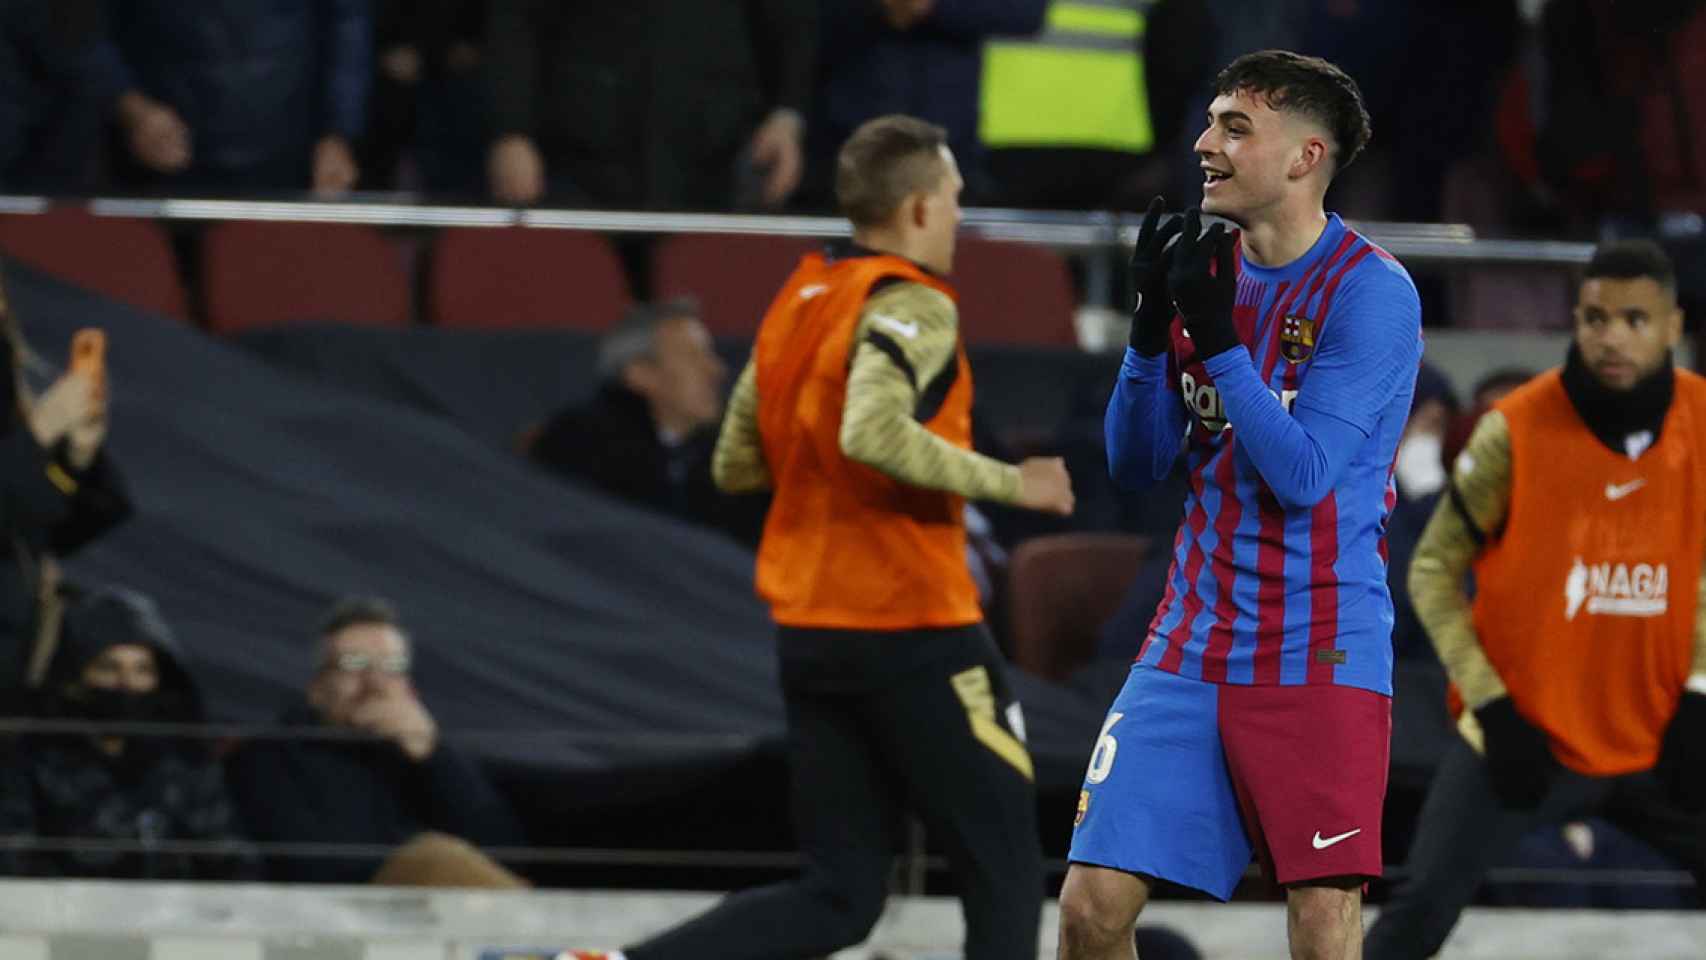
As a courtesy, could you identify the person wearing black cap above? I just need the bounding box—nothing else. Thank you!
[0,587,255,880]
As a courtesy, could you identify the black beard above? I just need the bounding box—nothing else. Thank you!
[1559,344,1675,455]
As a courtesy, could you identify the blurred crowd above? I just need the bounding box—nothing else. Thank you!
[0,1,1699,240]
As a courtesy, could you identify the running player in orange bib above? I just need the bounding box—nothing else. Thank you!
[1367,240,1706,957]
[563,115,1074,960]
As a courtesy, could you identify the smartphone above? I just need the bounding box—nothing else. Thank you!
[70,328,106,393]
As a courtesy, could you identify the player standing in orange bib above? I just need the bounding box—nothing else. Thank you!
[1367,239,1706,957]
[561,114,1074,960]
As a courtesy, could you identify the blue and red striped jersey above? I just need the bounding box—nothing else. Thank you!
[1105,214,1422,695]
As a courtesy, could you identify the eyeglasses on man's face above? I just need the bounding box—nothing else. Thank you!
[322,651,411,676]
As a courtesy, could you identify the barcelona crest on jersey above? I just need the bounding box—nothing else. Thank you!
[1280,315,1315,363]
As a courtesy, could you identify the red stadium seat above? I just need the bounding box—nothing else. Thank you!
[652,234,821,337]
[431,227,631,331]
[1006,533,1152,682]
[202,221,410,333]
[0,207,188,321]
[952,237,1078,347]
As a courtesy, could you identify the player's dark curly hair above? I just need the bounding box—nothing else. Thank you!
[1214,50,1372,175]
[1584,238,1677,296]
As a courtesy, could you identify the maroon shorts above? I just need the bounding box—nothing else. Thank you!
[1220,679,1391,886]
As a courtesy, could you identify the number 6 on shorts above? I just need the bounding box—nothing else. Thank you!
[1085,712,1124,784]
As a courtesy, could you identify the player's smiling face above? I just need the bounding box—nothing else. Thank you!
[1194,89,1324,224]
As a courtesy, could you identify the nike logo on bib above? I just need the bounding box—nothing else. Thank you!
[1604,479,1646,501]
[1312,828,1361,850]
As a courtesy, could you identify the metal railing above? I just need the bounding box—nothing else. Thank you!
[0,193,1596,267]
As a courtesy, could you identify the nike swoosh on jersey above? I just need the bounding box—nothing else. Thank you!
[1311,828,1361,850]
[872,313,920,339]
[1604,479,1647,501]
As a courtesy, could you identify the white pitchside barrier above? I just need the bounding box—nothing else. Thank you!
[0,882,1697,959]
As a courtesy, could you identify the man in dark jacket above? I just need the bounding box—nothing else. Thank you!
[0,282,130,695]
[90,0,371,193]
[804,0,1046,206]
[527,300,766,546]
[225,596,527,885]
[485,0,816,210]
[0,0,105,193]
[0,587,257,880]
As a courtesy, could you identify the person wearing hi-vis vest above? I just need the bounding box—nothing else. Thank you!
[556,115,1075,960]
[980,0,1212,209]
[1366,239,1706,959]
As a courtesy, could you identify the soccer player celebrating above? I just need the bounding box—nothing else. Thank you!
[1059,51,1422,959]
[564,114,1074,960]
[1366,240,1706,957]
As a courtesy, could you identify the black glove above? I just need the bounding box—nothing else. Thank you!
[1128,196,1184,356]
[1656,690,1706,813]
[1474,697,1555,810]
[1166,208,1240,361]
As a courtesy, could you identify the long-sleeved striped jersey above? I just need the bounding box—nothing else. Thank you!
[1106,214,1422,695]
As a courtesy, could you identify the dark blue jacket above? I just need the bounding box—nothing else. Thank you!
[91,0,370,188]
[809,0,1046,200]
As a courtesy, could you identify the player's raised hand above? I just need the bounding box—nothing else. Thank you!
[1168,208,1240,361]
[1128,196,1184,357]
[1017,456,1074,516]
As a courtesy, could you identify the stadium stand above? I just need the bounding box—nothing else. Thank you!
[651,234,822,337]
[202,221,410,333]
[0,207,186,321]
[430,227,631,331]
[953,236,1078,346]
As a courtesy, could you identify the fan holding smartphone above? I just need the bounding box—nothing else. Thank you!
[0,278,132,693]
[29,328,108,471]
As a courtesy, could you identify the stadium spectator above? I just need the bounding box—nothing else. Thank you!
[1440,366,1534,470]
[981,0,1214,211]
[1531,0,1706,231]
[224,597,527,886]
[801,0,1045,207]
[362,0,487,195]
[0,587,257,880]
[1367,240,1706,957]
[1387,363,1458,661]
[0,0,104,193]
[0,283,129,695]
[526,300,764,545]
[90,1,371,194]
[485,1,816,211]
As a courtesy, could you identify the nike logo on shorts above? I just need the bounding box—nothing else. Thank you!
[1312,828,1361,850]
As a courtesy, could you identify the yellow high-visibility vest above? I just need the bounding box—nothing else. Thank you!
[980,0,1154,154]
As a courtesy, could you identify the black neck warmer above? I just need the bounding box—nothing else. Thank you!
[1559,344,1675,457]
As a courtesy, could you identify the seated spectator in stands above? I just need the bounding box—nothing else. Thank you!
[0,280,130,695]
[0,0,104,193]
[225,597,527,886]
[527,300,765,545]
[485,1,814,210]
[0,587,257,880]
[801,0,1046,207]
[1441,367,1535,469]
[90,1,371,194]
[1388,364,1458,661]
